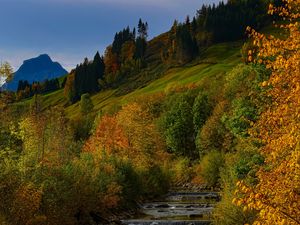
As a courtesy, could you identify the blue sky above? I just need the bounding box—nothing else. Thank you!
[0,0,221,71]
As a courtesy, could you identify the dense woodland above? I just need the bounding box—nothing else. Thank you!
[0,0,299,225]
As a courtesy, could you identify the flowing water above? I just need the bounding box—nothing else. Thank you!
[121,190,219,225]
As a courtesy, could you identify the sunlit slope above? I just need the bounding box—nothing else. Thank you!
[18,41,242,118]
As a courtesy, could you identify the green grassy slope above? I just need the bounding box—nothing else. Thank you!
[68,41,242,117]
[18,40,243,118]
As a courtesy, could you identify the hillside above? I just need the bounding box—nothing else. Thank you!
[18,23,282,118]
[15,40,242,118]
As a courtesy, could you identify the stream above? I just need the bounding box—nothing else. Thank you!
[121,189,220,225]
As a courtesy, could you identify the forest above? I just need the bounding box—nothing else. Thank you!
[0,0,299,225]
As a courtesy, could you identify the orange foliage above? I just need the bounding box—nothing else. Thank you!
[85,100,169,167]
[121,41,136,62]
[12,183,43,225]
[102,182,122,209]
[84,115,129,156]
[104,46,120,75]
[234,1,300,224]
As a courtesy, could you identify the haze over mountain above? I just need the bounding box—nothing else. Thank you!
[5,54,68,91]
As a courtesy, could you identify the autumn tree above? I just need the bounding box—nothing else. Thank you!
[196,101,228,155]
[0,61,13,89]
[116,102,165,166]
[11,183,43,225]
[84,115,129,156]
[104,45,120,85]
[234,1,300,224]
[64,71,76,103]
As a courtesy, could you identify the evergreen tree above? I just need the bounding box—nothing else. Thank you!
[136,19,148,60]
[92,52,105,92]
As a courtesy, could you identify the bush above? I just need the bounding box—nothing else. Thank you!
[200,150,225,187]
[139,165,171,198]
[70,115,94,141]
[213,151,257,225]
[80,93,94,114]
[196,101,228,156]
[171,157,194,185]
[115,160,142,206]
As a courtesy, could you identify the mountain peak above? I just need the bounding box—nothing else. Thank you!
[37,54,52,61]
[5,54,68,91]
[23,54,52,65]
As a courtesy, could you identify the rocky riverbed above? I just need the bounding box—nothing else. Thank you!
[121,185,220,225]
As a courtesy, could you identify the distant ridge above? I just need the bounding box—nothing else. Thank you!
[5,54,68,91]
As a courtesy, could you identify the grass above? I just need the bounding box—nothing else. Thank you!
[17,41,243,118]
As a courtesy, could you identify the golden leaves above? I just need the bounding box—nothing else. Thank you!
[234,0,300,224]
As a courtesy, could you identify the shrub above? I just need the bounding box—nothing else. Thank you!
[200,150,224,187]
[139,165,171,198]
[213,151,258,225]
[196,101,228,156]
[80,93,94,114]
[171,157,194,185]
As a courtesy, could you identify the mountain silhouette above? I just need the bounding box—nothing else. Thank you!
[6,54,68,91]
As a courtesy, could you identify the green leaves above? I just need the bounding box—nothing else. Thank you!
[162,95,195,157]
[193,93,212,133]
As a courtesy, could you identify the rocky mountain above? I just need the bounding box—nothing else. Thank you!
[6,54,68,91]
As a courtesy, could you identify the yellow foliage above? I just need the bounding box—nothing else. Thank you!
[234,1,300,224]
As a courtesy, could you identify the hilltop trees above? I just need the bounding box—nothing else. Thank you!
[135,19,148,60]
[104,19,148,86]
[162,19,198,64]
[64,52,105,103]
[64,19,148,103]
[199,0,268,43]
[162,0,269,65]
[73,54,105,99]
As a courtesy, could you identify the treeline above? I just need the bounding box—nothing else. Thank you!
[16,78,60,100]
[64,19,148,103]
[162,0,269,64]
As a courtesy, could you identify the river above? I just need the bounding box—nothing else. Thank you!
[121,188,220,225]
